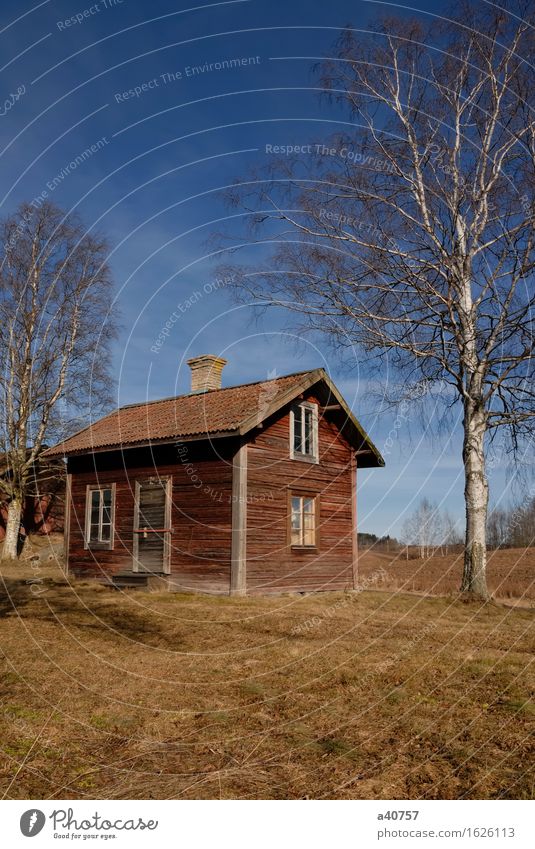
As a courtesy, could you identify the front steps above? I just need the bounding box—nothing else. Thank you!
[110,573,169,591]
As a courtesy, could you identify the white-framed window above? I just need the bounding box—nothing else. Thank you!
[290,494,317,547]
[85,485,115,549]
[290,401,318,461]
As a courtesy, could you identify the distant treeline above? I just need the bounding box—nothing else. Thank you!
[359,495,535,555]
[487,497,535,549]
[357,533,396,547]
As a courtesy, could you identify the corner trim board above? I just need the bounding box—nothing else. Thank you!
[230,442,247,596]
[351,455,358,589]
[64,473,72,573]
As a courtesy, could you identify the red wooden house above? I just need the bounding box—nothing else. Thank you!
[0,454,65,542]
[45,356,384,594]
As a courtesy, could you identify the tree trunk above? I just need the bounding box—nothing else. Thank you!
[2,497,22,560]
[461,406,490,599]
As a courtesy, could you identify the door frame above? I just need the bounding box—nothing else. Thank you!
[132,476,172,574]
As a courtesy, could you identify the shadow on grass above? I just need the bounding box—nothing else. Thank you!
[0,576,177,647]
[0,577,42,619]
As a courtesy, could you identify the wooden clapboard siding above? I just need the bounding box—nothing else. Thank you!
[67,441,235,592]
[246,393,355,594]
[169,453,233,594]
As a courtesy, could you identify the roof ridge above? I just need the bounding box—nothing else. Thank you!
[118,368,321,410]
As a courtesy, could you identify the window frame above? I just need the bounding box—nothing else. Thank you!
[288,491,319,550]
[84,483,116,550]
[289,401,319,463]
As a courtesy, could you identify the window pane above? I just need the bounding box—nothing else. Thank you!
[91,490,100,508]
[291,496,302,545]
[102,506,112,524]
[304,499,315,544]
[102,489,112,507]
[303,526,315,546]
[303,515,315,545]
[304,408,313,455]
[90,522,99,541]
[293,407,303,453]
[100,524,111,542]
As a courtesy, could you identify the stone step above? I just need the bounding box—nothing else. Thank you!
[110,574,149,589]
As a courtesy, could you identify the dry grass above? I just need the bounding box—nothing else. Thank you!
[0,556,533,800]
[358,546,535,602]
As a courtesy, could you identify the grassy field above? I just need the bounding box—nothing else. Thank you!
[359,546,535,602]
[0,556,533,800]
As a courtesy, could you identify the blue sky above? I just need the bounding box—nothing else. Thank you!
[0,0,517,536]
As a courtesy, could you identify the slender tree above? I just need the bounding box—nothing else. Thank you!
[0,201,116,559]
[401,498,462,556]
[401,498,437,558]
[219,2,535,598]
[487,507,511,549]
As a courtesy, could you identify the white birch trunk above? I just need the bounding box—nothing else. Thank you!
[461,405,490,599]
[2,497,22,560]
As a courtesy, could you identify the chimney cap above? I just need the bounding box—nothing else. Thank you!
[186,354,228,368]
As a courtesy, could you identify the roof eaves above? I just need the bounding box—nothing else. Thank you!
[320,373,385,467]
[46,426,242,458]
[42,409,122,458]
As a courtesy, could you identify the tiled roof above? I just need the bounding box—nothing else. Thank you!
[45,370,318,457]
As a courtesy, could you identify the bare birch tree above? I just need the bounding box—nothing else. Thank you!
[0,201,116,560]
[487,507,511,549]
[401,497,438,558]
[401,498,462,556]
[219,2,535,599]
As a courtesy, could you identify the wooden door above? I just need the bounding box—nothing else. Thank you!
[133,478,172,574]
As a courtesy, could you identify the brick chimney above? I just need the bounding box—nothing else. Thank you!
[187,355,227,393]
